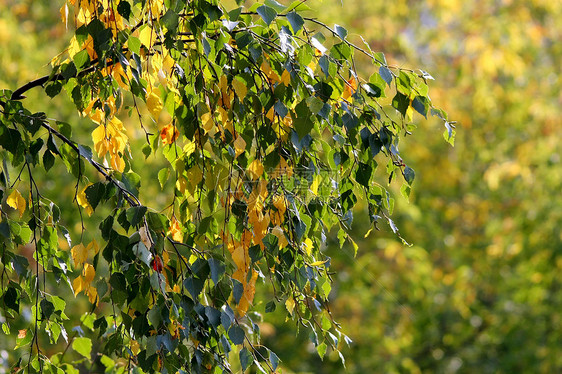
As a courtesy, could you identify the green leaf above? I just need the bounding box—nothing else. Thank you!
[330,43,351,61]
[362,83,382,98]
[40,299,55,319]
[269,350,280,370]
[334,24,348,40]
[148,306,162,328]
[11,255,29,277]
[265,0,286,11]
[126,206,147,227]
[400,183,411,200]
[73,50,90,70]
[379,66,393,86]
[45,81,63,98]
[85,182,106,211]
[392,92,409,117]
[184,276,205,300]
[158,167,169,189]
[412,96,429,118]
[286,0,311,12]
[3,287,19,312]
[117,0,131,19]
[161,9,179,30]
[15,329,32,349]
[239,347,253,371]
[208,258,225,285]
[43,150,55,172]
[229,325,245,345]
[256,5,277,26]
[355,162,372,187]
[146,212,168,231]
[128,36,141,55]
[292,100,313,138]
[403,166,415,185]
[317,342,327,359]
[286,11,304,34]
[232,279,244,304]
[72,337,92,359]
[265,300,276,313]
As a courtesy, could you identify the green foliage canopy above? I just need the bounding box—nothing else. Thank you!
[0,0,449,372]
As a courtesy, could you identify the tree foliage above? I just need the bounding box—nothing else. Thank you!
[259,1,562,373]
[0,0,449,372]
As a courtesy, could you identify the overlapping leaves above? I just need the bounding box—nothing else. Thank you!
[0,0,449,372]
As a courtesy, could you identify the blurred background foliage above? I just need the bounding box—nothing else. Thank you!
[1,0,561,373]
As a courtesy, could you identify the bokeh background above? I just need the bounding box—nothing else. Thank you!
[1,0,561,373]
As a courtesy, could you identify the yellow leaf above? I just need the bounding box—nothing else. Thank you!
[86,239,99,255]
[186,166,203,189]
[271,226,288,248]
[201,112,214,133]
[309,259,328,266]
[237,270,258,316]
[146,90,163,119]
[139,25,154,48]
[247,159,264,180]
[73,276,85,296]
[71,243,88,268]
[130,340,140,356]
[302,238,313,256]
[281,69,291,86]
[261,61,281,83]
[231,245,247,269]
[83,263,95,284]
[168,217,183,242]
[77,185,93,216]
[231,78,248,100]
[7,190,26,217]
[266,106,275,122]
[85,285,98,304]
[233,135,246,158]
[285,297,295,315]
[272,194,286,215]
[310,175,320,196]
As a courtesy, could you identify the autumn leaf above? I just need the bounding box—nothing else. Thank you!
[83,263,95,284]
[86,239,99,255]
[233,135,246,158]
[341,77,358,101]
[168,217,183,242]
[76,185,94,216]
[85,286,98,304]
[73,276,85,296]
[285,297,295,315]
[247,159,264,180]
[71,243,88,268]
[271,226,288,248]
[237,270,258,316]
[302,238,313,256]
[281,69,291,86]
[139,25,154,48]
[160,123,179,145]
[146,90,163,119]
[18,330,27,339]
[232,78,248,100]
[7,190,26,217]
